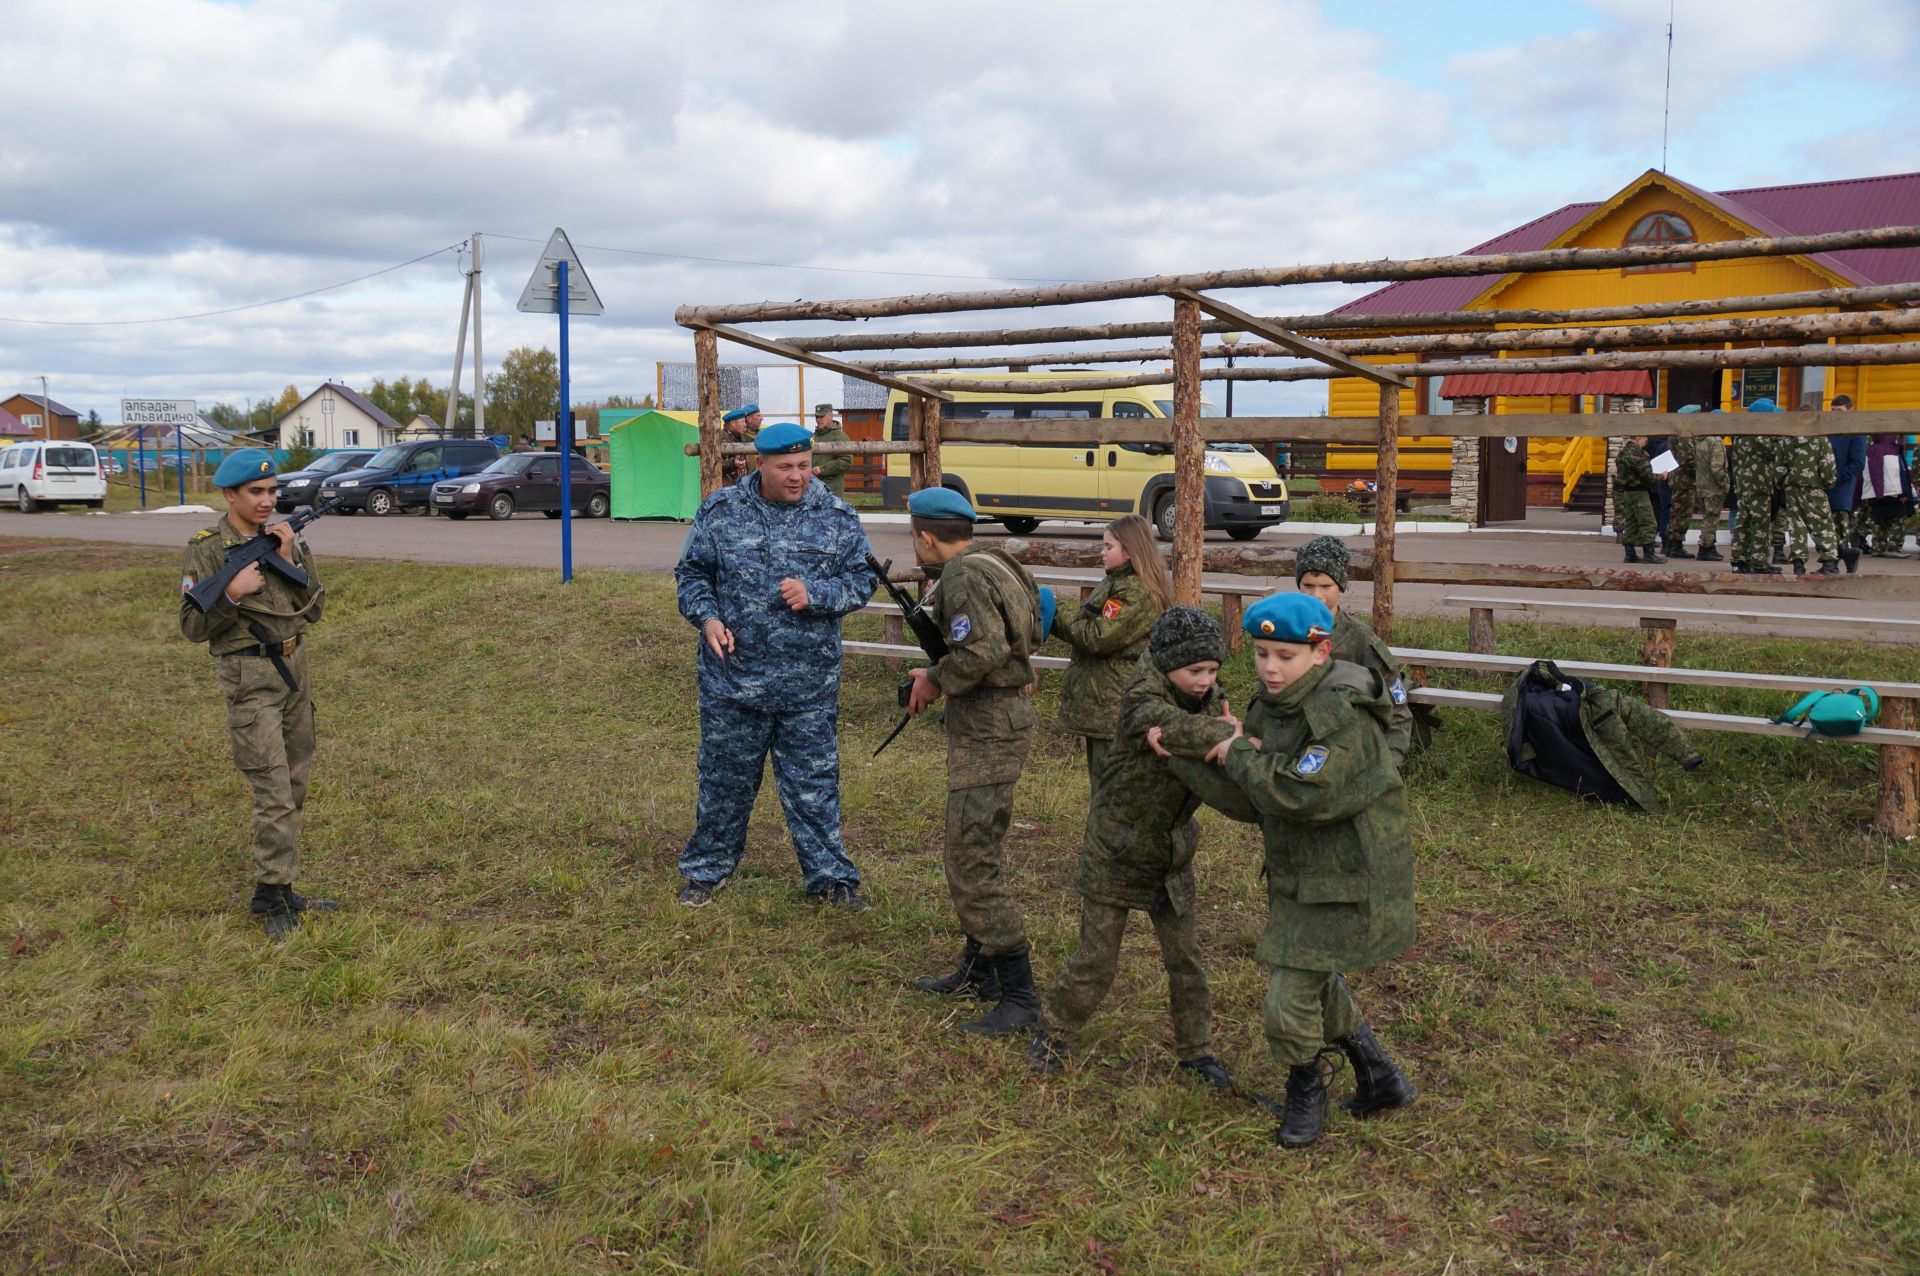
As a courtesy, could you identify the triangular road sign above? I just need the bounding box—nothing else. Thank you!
[516,228,604,316]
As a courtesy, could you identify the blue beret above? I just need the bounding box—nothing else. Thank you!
[907,486,976,522]
[754,422,812,454]
[721,403,761,424]
[213,448,276,489]
[1243,592,1334,643]
[1037,586,1056,638]
[1675,404,1702,414]
[1747,398,1778,413]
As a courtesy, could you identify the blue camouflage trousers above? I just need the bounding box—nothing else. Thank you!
[679,696,861,892]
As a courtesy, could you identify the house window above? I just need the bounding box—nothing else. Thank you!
[1622,212,1695,274]
[344,428,360,446]
[22,413,41,429]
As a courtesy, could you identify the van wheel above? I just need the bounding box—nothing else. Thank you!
[16,488,36,513]
[1153,493,1177,541]
[487,493,515,520]
[1001,516,1039,534]
[365,488,397,516]
[1226,526,1262,541]
[586,492,610,519]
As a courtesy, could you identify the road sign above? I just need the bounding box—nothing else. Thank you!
[515,228,604,316]
[534,419,556,442]
[120,398,199,428]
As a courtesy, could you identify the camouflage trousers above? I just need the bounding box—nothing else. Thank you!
[679,697,861,892]
[1043,894,1212,1061]
[217,641,316,886]
[945,782,1028,955]
[1730,448,1781,567]
[1264,966,1361,1067]
[1083,736,1109,796]
[1665,459,1696,548]
[1782,485,1837,565]
[1614,490,1656,546]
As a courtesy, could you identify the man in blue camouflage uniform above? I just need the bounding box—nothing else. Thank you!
[674,422,878,909]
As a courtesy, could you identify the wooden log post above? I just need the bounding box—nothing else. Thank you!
[1876,696,1919,840]
[694,327,722,497]
[882,613,904,672]
[907,394,943,491]
[1640,616,1677,709]
[1170,296,1204,606]
[1468,607,1496,655]
[1221,592,1245,653]
[1372,382,1401,642]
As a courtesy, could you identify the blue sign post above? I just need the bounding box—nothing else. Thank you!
[557,258,573,582]
[175,426,187,507]
[514,229,604,584]
[137,427,147,507]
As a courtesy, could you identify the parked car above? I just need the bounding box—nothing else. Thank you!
[0,440,108,512]
[320,438,501,515]
[432,451,611,520]
[276,450,376,512]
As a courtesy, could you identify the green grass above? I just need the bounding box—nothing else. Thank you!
[2,537,1916,1272]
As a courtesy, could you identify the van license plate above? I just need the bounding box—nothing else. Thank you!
[1260,504,1280,515]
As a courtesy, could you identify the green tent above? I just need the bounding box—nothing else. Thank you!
[605,409,701,520]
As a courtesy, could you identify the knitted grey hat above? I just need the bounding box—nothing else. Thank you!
[1150,605,1226,672]
[1294,535,1351,591]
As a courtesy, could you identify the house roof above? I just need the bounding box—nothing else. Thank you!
[0,405,30,436]
[12,392,79,417]
[1439,370,1654,399]
[278,382,403,430]
[1334,169,1920,318]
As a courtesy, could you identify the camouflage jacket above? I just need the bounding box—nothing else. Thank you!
[179,516,326,655]
[1614,441,1655,492]
[1053,566,1157,739]
[1328,610,1412,766]
[1498,661,1696,814]
[675,471,877,711]
[1168,659,1415,973]
[928,543,1042,698]
[1075,654,1230,913]
[810,425,852,495]
[1783,434,1838,493]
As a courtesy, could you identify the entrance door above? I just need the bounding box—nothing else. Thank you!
[1667,368,1718,412]
[1478,435,1528,523]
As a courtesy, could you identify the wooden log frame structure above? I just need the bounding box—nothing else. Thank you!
[677,223,1920,829]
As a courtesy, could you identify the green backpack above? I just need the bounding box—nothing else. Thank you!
[1775,687,1880,737]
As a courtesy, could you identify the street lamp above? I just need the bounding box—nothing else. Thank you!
[1221,331,1242,417]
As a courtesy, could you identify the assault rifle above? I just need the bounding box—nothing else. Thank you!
[866,552,948,757]
[184,494,341,616]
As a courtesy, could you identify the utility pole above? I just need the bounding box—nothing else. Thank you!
[39,374,50,438]
[471,231,485,439]
[445,248,473,436]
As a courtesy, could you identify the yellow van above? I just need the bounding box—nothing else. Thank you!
[881,372,1288,540]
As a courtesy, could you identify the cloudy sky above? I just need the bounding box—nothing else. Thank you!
[3,0,1917,423]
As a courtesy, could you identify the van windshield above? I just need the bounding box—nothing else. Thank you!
[1154,400,1223,418]
[365,446,410,470]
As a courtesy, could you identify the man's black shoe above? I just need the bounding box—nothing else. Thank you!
[1642,546,1667,565]
[1816,560,1841,576]
[1623,545,1640,563]
[282,885,338,914]
[959,947,1042,1036]
[914,935,1000,1000]
[250,883,299,942]
[1027,1030,1067,1075]
[1772,548,1790,565]
[1332,1023,1417,1118]
[1664,543,1694,559]
[809,881,869,912]
[1177,1055,1235,1092]
[1277,1058,1332,1149]
[1840,545,1861,573]
[676,877,728,908]
[1695,545,1724,562]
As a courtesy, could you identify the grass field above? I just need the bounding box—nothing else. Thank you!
[1,536,1916,1273]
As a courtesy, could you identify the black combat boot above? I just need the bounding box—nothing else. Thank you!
[1771,546,1789,565]
[914,935,1000,1000]
[282,884,338,914]
[959,947,1041,1035]
[250,882,299,942]
[1816,559,1841,575]
[1623,545,1640,563]
[1332,1023,1417,1117]
[1791,559,1806,575]
[1277,1058,1331,1149]
[1695,543,1724,562]
[1664,542,1694,559]
[1027,1029,1067,1074]
[1642,544,1667,565]
[1176,1055,1235,1092]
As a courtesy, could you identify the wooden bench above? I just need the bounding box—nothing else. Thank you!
[869,571,1281,653]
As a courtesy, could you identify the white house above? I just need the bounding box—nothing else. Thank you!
[276,382,402,451]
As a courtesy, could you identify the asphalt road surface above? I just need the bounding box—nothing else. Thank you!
[4,505,1916,641]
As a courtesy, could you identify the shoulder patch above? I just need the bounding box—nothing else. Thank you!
[949,613,972,641]
[181,575,195,594]
[1295,745,1330,776]
[190,528,216,542]
[1390,677,1407,705]
[1100,598,1124,620]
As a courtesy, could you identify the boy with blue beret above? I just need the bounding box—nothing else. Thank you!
[718,403,762,483]
[903,486,1058,1035]
[180,448,335,940]
[1159,591,1417,1148]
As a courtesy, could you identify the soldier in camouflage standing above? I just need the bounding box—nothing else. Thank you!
[1160,594,1417,1149]
[674,423,877,909]
[1731,400,1787,574]
[1671,405,1727,562]
[180,448,335,941]
[903,487,1055,1035]
[1782,413,1842,575]
[1613,435,1665,564]
[809,404,853,498]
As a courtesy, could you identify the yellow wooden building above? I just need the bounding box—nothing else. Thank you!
[1321,168,1920,520]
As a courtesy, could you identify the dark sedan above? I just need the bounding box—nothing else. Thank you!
[431,451,611,520]
[275,451,375,512]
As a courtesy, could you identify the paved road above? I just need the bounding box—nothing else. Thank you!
[5,505,1916,640]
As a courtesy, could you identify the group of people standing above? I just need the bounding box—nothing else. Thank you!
[1613,395,1920,573]
[669,425,1419,1149]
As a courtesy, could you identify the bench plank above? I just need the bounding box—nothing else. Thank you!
[1441,594,1920,631]
[1407,686,1920,746]
[1392,647,1920,699]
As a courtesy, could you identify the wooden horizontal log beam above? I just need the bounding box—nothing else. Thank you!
[681,319,954,401]
[787,281,1920,352]
[1169,288,1410,388]
[683,439,926,457]
[938,410,1919,445]
[865,308,1920,371]
[678,225,1920,324]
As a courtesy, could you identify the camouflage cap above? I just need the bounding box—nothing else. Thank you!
[1150,605,1225,672]
[1294,534,1351,590]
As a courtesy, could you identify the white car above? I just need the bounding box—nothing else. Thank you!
[0,440,108,511]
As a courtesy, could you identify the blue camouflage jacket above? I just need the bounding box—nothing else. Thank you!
[675,472,877,710]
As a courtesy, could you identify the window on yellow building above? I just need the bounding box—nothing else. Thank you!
[1622,212,1695,274]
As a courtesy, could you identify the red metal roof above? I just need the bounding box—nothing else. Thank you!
[1335,170,1920,318]
[0,406,29,437]
[1439,371,1653,399]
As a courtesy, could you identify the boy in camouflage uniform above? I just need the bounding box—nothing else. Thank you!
[1782,428,1841,574]
[1028,608,1251,1099]
[179,449,335,941]
[1163,593,1417,1149]
[1730,400,1787,574]
[904,487,1054,1035]
[1613,436,1665,564]
[1670,406,1727,561]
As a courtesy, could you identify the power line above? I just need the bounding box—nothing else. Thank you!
[482,231,1090,284]
[0,242,465,327]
